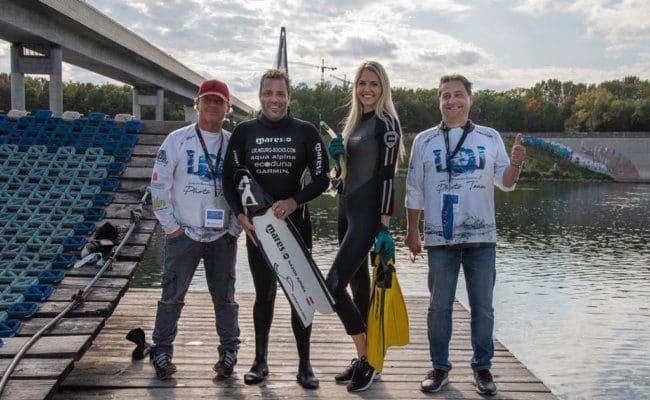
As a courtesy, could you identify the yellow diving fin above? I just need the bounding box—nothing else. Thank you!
[366,252,409,373]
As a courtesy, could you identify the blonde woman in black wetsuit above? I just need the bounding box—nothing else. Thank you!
[326,60,402,392]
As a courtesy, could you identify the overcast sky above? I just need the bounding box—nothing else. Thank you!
[1,0,649,106]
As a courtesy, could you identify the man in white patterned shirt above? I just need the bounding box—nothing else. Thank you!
[149,79,242,381]
[405,74,526,396]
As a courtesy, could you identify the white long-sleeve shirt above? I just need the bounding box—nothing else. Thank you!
[151,123,241,242]
[405,123,514,247]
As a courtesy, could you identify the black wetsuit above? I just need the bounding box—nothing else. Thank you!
[326,111,401,335]
[222,112,329,367]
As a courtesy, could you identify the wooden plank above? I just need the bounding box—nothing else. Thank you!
[126,156,155,169]
[117,180,153,192]
[101,219,156,233]
[46,287,124,303]
[17,318,105,336]
[60,277,130,289]
[104,204,156,220]
[0,358,73,378]
[110,191,151,204]
[122,167,154,179]
[0,335,92,359]
[35,301,113,318]
[1,379,57,400]
[63,262,138,278]
[133,134,165,146]
[132,145,159,157]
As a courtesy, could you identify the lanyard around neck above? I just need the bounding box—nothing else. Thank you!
[194,124,223,196]
[441,120,473,183]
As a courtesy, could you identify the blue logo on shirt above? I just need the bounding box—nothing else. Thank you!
[433,146,486,175]
[186,150,223,180]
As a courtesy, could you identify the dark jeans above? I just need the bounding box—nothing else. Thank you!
[427,246,496,372]
[152,233,240,357]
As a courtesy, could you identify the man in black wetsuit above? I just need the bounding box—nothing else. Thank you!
[222,68,329,389]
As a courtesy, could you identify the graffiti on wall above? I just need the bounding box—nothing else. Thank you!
[522,136,640,180]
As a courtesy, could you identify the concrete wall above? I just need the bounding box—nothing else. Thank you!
[503,132,650,182]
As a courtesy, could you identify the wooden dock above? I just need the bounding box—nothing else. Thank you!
[55,289,556,399]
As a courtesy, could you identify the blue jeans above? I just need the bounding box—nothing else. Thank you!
[152,233,240,357]
[427,246,496,372]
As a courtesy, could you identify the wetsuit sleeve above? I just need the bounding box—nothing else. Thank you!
[222,125,245,216]
[151,133,180,234]
[376,115,401,216]
[292,124,330,205]
[405,133,425,210]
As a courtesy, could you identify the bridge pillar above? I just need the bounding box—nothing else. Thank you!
[155,88,164,121]
[49,46,63,116]
[132,87,141,119]
[9,43,64,116]
[10,44,25,111]
[132,86,165,120]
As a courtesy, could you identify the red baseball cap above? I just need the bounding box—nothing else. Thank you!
[197,79,230,102]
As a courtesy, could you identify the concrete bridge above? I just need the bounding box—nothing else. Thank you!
[0,0,252,120]
[504,132,650,183]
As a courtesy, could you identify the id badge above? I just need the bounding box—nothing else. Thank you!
[205,208,225,229]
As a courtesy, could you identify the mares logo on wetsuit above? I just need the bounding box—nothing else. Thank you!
[384,131,398,149]
[256,137,292,145]
[314,142,322,173]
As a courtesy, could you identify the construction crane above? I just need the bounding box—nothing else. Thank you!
[292,59,337,85]
[330,73,351,88]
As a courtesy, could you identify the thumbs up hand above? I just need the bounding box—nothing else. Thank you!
[511,133,526,167]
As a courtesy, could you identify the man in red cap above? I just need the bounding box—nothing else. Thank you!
[149,79,242,380]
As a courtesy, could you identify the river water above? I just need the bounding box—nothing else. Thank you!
[134,180,650,400]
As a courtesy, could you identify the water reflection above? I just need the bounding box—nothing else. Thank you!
[133,180,650,400]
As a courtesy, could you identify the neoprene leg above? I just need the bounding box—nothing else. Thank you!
[291,309,313,369]
[247,237,277,362]
[338,199,371,324]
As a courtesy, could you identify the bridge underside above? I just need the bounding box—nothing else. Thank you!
[0,0,251,119]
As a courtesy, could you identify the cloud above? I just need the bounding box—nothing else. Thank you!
[330,36,399,59]
[418,49,483,66]
[511,0,650,44]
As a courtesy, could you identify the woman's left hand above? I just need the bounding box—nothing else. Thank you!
[374,225,395,262]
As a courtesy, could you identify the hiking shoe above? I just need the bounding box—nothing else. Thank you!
[213,350,237,378]
[421,369,449,393]
[346,356,376,392]
[474,369,497,395]
[335,358,381,383]
[152,352,176,380]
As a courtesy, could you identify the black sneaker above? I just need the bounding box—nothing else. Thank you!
[420,369,449,393]
[473,369,497,395]
[213,350,237,378]
[335,358,357,383]
[335,358,381,383]
[152,352,176,380]
[346,356,375,392]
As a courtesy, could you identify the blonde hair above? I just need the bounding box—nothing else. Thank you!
[339,61,403,179]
